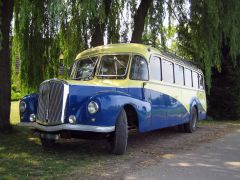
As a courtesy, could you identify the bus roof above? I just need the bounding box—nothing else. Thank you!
[75,43,203,74]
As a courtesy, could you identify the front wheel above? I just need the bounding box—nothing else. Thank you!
[110,109,128,155]
[184,107,198,133]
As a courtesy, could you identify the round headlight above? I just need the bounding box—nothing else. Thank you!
[88,101,99,114]
[19,101,26,113]
[69,115,76,124]
[30,114,36,122]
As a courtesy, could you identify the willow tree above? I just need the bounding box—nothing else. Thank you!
[0,0,14,132]
[177,0,240,119]
[14,0,64,92]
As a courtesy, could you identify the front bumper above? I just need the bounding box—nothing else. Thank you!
[19,122,115,133]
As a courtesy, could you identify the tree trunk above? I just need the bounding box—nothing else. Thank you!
[131,0,153,43]
[0,0,14,132]
[91,0,112,47]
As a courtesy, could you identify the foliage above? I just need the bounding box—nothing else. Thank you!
[208,60,240,120]
[0,0,2,49]
[177,0,240,88]
[14,0,64,93]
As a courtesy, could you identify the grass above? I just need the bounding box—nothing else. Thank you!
[1,102,239,179]
[0,102,117,179]
[10,101,20,125]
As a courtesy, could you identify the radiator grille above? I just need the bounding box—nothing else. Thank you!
[37,79,66,125]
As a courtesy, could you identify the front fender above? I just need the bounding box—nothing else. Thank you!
[20,94,38,122]
[78,91,151,131]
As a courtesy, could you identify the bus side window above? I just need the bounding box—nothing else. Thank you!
[185,68,192,87]
[199,74,204,89]
[192,71,199,88]
[162,59,174,83]
[149,56,161,81]
[174,64,184,85]
[130,55,149,81]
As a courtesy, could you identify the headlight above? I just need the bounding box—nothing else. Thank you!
[69,115,76,124]
[88,101,99,114]
[30,114,36,122]
[19,101,26,113]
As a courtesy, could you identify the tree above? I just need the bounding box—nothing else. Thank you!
[177,0,240,119]
[131,0,153,43]
[14,0,64,92]
[0,0,14,132]
[91,0,112,47]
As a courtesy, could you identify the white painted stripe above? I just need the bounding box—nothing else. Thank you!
[61,84,69,123]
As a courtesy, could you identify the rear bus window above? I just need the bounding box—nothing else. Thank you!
[185,68,192,87]
[130,55,148,81]
[199,74,204,89]
[192,71,199,88]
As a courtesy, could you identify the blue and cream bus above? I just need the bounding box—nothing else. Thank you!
[20,43,207,155]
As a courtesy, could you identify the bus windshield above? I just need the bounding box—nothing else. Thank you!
[97,55,130,79]
[71,57,98,80]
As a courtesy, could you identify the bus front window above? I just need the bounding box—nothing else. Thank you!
[71,57,98,80]
[97,55,130,79]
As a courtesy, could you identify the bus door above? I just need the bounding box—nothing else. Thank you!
[143,56,167,131]
[161,60,184,126]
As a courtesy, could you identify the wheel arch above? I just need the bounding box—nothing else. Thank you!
[123,104,139,130]
[193,105,198,120]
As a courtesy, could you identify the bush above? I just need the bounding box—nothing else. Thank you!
[11,83,22,101]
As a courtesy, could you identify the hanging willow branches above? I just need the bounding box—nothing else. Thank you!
[12,0,190,92]
[177,0,240,87]
[14,0,64,92]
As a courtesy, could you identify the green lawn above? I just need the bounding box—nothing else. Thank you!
[10,101,20,125]
[0,102,113,179]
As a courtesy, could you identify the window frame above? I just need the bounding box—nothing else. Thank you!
[71,56,99,80]
[149,55,162,81]
[161,59,175,84]
[96,54,131,79]
[192,71,199,89]
[129,54,149,81]
[184,68,193,87]
[198,73,205,90]
[174,64,185,86]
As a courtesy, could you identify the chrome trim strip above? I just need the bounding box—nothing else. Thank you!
[19,122,115,133]
[62,84,69,123]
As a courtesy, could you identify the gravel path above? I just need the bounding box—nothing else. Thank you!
[124,128,240,180]
[68,122,240,179]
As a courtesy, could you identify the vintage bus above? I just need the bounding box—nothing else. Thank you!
[19,43,207,155]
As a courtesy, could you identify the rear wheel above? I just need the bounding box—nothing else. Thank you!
[184,107,197,133]
[110,109,128,155]
[40,138,55,148]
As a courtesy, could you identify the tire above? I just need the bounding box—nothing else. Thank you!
[184,107,198,133]
[40,138,55,148]
[110,109,128,155]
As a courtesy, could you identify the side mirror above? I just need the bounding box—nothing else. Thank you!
[59,64,64,75]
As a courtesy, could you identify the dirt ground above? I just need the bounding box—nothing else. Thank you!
[63,122,240,179]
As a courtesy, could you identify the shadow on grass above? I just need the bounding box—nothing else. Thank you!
[0,126,113,179]
[0,125,182,179]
